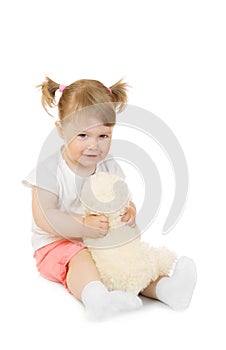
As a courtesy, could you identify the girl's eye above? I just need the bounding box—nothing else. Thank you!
[99,134,108,139]
[77,133,87,139]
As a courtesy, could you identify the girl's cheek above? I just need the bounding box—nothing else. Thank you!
[102,140,111,151]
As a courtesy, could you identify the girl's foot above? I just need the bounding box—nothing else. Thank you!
[81,281,142,320]
[156,256,197,310]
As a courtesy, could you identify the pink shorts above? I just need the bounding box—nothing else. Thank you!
[34,239,86,290]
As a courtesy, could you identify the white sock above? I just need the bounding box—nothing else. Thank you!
[156,256,197,311]
[81,281,142,320]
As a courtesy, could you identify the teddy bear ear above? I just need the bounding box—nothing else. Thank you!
[80,173,130,214]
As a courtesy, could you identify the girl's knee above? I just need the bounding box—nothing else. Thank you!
[68,248,91,266]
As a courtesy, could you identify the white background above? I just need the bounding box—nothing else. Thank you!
[1,0,225,349]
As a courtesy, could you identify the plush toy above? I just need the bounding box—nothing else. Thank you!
[80,172,176,295]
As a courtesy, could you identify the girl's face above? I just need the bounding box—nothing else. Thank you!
[56,118,113,171]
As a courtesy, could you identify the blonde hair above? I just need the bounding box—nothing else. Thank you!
[38,77,129,126]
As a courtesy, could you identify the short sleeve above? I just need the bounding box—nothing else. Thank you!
[22,151,59,195]
[22,167,37,188]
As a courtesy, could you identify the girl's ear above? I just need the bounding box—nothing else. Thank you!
[55,121,64,139]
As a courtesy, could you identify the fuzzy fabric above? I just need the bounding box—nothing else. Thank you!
[81,172,177,294]
[90,240,176,294]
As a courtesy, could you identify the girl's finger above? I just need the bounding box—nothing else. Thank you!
[99,215,108,222]
[121,213,130,222]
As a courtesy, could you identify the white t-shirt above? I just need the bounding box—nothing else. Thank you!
[23,149,125,251]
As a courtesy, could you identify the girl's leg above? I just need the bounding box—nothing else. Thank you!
[140,276,163,300]
[140,256,197,310]
[66,249,142,320]
[66,249,101,300]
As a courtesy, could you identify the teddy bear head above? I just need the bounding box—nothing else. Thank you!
[80,172,140,248]
[80,172,130,221]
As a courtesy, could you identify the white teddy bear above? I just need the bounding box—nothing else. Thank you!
[80,172,176,295]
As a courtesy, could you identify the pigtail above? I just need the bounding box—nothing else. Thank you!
[109,79,129,112]
[38,76,60,116]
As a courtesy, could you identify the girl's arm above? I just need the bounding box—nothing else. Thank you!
[32,186,109,240]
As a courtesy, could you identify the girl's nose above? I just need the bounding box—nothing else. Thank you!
[88,138,99,150]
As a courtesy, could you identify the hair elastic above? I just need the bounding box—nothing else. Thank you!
[108,87,112,94]
[59,84,67,92]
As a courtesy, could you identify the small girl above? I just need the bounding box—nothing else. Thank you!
[23,77,197,320]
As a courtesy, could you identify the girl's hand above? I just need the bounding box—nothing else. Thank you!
[121,201,136,228]
[83,214,109,239]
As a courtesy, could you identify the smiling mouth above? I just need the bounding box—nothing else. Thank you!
[83,154,99,157]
